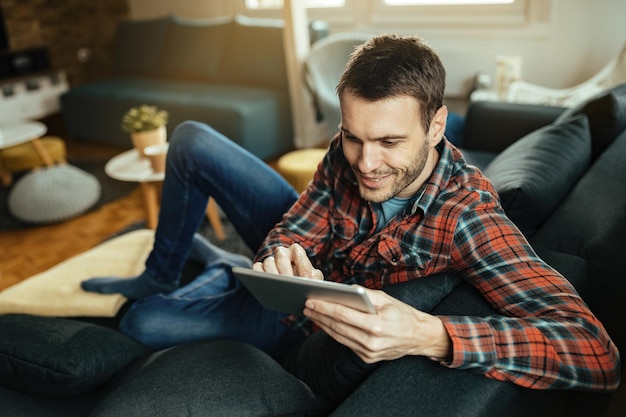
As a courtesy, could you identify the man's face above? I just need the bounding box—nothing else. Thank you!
[340,92,445,203]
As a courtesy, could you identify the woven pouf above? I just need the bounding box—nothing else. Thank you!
[1,136,67,171]
[8,164,101,224]
[276,148,327,193]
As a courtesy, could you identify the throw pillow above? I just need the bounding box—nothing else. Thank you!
[484,115,591,237]
[90,340,329,417]
[0,315,150,396]
[556,84,626,158]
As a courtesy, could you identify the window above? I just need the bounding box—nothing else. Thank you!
[245,0,345,9]
[240,0,352,24]
[245,0,513,8]
[372,0,531,28]
[385,0,514,4]
[240,0,548,35]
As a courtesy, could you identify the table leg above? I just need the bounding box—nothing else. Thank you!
[206,198,226,240]
[140,182,159,229]
[140,181,223,236]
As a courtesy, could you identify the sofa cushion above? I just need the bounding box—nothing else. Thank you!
[111,16,171,77]
[556,83,626,158]
[90,340,328,417]
[484,115,591,236]
[61,77,293,159]
[0,315,150,396]
[157,16,232,80]
[0,384,97,417]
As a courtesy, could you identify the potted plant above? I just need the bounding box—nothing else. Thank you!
[121,105,169,156]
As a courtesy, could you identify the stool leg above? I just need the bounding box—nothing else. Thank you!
[30,138,55,167]
[206,198,226,241]
[0,156,12,187]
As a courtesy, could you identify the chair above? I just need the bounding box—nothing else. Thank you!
[304,32,372,140]
[304,32,467,144]
[507,41,626,107]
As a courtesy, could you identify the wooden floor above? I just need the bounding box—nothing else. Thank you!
[0,138,147,291]
[0,134,284,292]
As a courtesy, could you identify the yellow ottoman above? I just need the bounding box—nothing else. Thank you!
[276,148,327,193]
[0,136,67,185]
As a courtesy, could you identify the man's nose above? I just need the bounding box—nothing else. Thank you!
[358,143,381,173]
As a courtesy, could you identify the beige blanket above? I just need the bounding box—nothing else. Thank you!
[0,229,154,317]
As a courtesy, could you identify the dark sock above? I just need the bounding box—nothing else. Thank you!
[81,269,177,299]
[82,234,250,299]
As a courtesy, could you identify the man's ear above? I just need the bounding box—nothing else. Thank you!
[429,105,448,146]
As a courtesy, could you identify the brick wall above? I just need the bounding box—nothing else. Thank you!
[1,0,128,87]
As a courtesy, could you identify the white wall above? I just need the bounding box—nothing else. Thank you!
[127,0,626,98]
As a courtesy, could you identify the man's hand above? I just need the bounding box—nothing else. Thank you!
[303,288,452,363]
[252,243,324,280]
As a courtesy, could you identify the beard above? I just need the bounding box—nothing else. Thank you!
[356,140,431,203]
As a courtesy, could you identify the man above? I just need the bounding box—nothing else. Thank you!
[83,34,620,405]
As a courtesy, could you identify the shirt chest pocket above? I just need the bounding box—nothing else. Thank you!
[376,236,433,270]
[330,215,360,241]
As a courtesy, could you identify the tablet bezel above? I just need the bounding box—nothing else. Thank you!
[232,267,376,315]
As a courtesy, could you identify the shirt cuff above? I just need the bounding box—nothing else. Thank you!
[438,316,498,371]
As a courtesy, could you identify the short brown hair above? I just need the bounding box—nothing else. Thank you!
[337,34,446,133]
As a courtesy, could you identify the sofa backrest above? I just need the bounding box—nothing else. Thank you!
[111,15,289,92]
[531,129,626,352]
[112,15,171,77]
[555,83,626,158]
[462,100,566,153]
[216,15,288,91]
[156,15,233,81]
[529,84,626,352]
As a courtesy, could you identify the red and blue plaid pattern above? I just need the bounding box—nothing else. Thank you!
[256,136,620,392]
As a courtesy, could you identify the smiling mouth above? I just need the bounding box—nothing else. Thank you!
[359,174,390,189]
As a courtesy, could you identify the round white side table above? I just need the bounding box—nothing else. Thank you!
[105,149,224,239]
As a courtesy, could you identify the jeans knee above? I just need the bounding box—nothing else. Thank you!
[118,305,163,349]
[166,121,227,174]
[170,121,221,152]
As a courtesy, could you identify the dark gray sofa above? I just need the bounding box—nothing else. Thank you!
[2,85,625,416]
[60,15,294,160]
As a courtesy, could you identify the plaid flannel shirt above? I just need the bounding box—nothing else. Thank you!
[255,136,620,392]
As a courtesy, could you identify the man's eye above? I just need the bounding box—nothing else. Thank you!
[383,140,399,147]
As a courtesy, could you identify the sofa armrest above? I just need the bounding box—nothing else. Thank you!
[331,351,517,417]
[331,280,518,417]
[463,100,566,153]
[331,279,613,417]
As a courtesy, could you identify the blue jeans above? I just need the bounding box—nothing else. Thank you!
[119,121,301,356]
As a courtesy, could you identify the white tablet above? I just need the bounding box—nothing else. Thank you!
[232,267,376,315]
